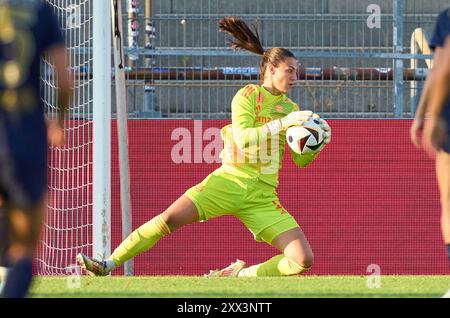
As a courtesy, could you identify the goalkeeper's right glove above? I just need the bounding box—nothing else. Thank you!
[312,114,331,145]
[264,110,313,135]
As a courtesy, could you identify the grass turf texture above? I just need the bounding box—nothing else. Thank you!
[29,275,449,298]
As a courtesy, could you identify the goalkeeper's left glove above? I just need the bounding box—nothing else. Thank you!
[312,113,331,145]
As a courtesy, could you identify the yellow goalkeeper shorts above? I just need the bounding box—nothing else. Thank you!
[184,168,299,244]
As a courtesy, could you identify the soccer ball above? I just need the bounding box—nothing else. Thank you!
[286,117,324,155]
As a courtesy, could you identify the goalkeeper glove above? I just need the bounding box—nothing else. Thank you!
[312,113,331,144]
[265,110,313,135]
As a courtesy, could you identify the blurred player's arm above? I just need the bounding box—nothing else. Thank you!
[46,45,72,147]
[410,46,446,147]
[40,2,73,147]
[49,45,72,125]
[411,8,449,148]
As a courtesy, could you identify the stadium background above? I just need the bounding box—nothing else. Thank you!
[37,0,450,276]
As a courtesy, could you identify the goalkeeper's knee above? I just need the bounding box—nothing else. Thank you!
[279,256,312,276]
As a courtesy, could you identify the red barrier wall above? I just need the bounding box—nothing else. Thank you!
[109,120,448,275]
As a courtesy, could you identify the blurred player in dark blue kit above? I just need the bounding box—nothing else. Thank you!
[411,7,450,298]
[423,35,450,299]
[0,0,71,298]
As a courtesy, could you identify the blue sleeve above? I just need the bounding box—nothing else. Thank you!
[38,3,64,50]
[429,8,450,50]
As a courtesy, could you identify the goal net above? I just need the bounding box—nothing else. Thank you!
[37,0,110,275]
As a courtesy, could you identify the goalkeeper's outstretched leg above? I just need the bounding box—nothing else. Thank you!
[77,194,199,276]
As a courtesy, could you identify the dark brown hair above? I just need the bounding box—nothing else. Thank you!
[218,16,296,79]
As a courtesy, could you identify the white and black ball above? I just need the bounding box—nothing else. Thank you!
[286,117,324,155]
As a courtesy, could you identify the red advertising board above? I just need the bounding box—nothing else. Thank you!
[107,120,447,275]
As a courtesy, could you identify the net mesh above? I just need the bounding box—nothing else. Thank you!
[37,0,93,275]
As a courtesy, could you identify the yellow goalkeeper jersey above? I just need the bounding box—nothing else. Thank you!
[219,84,300,188]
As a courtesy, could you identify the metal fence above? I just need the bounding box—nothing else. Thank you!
[111,0,449,119]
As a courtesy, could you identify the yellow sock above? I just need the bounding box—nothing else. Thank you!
[110,214,171,267]
[238,254,310,277]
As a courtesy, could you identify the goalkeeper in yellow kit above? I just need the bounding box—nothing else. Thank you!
[77,17,331,277]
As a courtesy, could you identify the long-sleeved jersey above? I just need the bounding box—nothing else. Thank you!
[219,84,301,188]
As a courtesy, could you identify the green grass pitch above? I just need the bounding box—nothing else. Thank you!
[29,275,449,298]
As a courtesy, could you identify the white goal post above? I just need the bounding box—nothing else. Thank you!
[111,0,133,276]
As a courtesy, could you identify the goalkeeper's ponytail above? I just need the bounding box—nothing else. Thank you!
[219,17,296,80]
